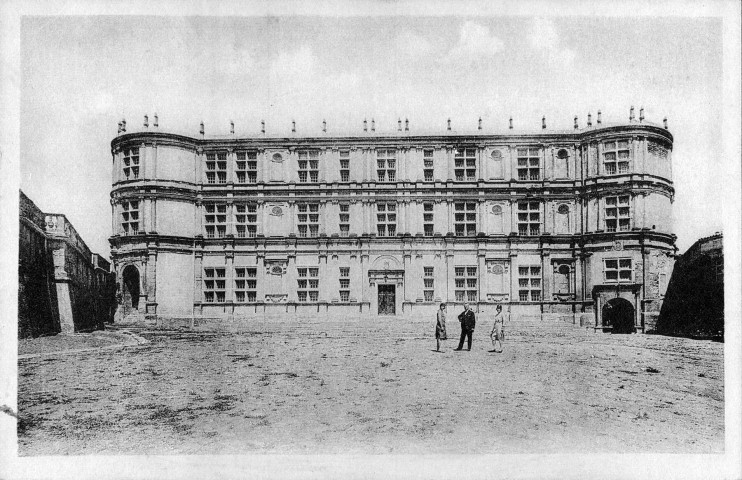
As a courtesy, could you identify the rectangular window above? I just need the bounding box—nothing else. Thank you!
[423,149,434,181]
[206,152,227,184]
[339,203,350,237]
[454,148,476,181]
[517,147,540,181]
[122,147,140,180]
[204,204,227,238]
[517,201,541,236]
[236,152,257,184]
[605,195,631,232]
[121,200,139,235]
[203,268,226,303]
[423,266,434,302]
[298,150,319,183]
[339,267,350,302]
[339,150,350,182]
[234,267,257,303]
[297,203,320,238]
[423,202,435,237]
[376,149,396,182]
[604,258,633,283]
[454,266,477,302]
[376,202,397,237]
[518,266,542,302]
[603,140,630,175]
[234,204,257,238]
[297,267,319,302]
[454,202,477,236]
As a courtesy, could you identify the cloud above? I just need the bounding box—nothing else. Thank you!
[445,21,504,63]
[529,17,576,67]
[397,30,433,56]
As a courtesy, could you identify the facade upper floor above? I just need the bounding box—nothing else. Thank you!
[110,122,674,189]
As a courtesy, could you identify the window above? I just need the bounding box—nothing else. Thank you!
[454,202,477,236]
[204,204,227,238]
[423,266,434,302]
[236,152,257,184]
[206,152,227,184]
[339,150,350,182]
[517,201,541,236]
[235,204,257,238]
[603,140,630,175]
[339,203,350,237]
[714,258,723,283]
[297,267,319,302]
[423,149,434,181]
[454,148,476,181]
[376,149,396,182]
[122,147,140,180]
[604,258,633,283]
[376,202,397,237]
[517,147,540,181]
[297,203,320,237]
[121,200,139,235]
[423,202,435,236]
[298,150,319,183]
[454,266,477,302]
[203,268,226,303]
[605,195,630,232]
[234,267,257,303]
[339,267,350,302]
[518,266,541,302]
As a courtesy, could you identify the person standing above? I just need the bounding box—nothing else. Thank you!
[435,303,447,352]
[454,302,476,351]
[489,304,506,353]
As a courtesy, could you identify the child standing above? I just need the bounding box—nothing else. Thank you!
[489,304,506,353]
[435,303,447,352]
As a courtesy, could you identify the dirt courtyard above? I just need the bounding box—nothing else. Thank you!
[17,318,724,455]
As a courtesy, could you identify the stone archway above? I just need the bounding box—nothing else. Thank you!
[121,265,141,315]
[602,297,635,334]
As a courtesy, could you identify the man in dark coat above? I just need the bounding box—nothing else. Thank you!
[454,302,476,351]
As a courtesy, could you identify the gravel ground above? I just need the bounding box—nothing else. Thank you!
[17,318,724,455]
[18,330,133,357]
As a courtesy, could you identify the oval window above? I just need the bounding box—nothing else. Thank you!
[491,150,502,160]
[492,205,503,215]
[271,206,283,215]
[557,149,569,159]
[272,153,283,163]
[557,204,569,215]
[271,266,283,275]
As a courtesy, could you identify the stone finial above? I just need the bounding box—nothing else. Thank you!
[121,119,126,132]
[574,116,578,130]
[447,118,451,131]
[629,106,635,122]
[639,107,645,122]
[261,120,265,134]
[398,118,402,132]
[230,120,235,134]
[663,117,668,129]
[117,121,122,134]
[363,118,368,132]
[509,117,513,130]
[144,114,149,128]
[371,118,375,132]
[153,113,159,128]
[597,110,602,124]
[587,112,592,127]
[542,116,546,130]
[292,120,296,133]
[199,121,204,136]
[405,118,409,132]
[322,119,327,133]
[478,117,482,130]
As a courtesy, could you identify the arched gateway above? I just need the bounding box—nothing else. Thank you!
[602,298,635,333]
[121,265,140,315]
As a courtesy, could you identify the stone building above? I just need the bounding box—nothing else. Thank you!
[109,109,676,332]
[657,233,723,338]
[18,190,115,338]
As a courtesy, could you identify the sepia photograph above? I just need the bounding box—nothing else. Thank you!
[1,1,740,479]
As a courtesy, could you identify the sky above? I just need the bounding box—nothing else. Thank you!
[19,14,724,256]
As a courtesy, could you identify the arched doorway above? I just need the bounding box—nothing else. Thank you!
[122,265,140,315]
[602,298,635,333]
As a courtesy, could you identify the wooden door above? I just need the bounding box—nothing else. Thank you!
[378,285,396,315]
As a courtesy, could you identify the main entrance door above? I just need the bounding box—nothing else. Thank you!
[378,285,396,315]
[602,298,635,334]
